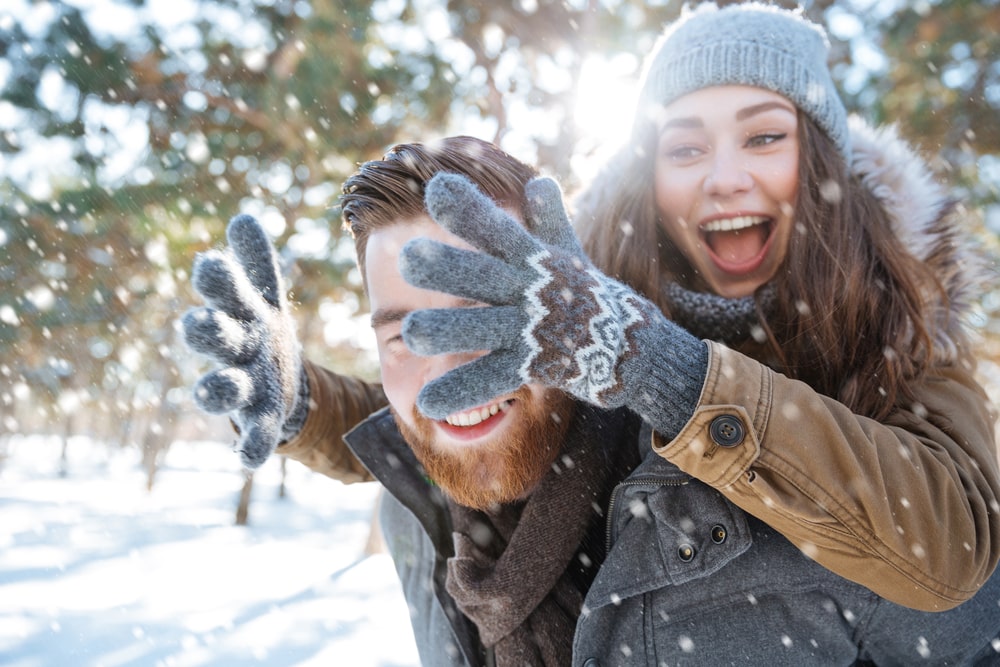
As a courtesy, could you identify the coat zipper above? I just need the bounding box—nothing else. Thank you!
[605,476,689,554]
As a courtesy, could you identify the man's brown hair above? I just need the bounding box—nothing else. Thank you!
[340,136,538,289]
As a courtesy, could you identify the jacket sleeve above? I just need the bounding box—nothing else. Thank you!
[275,360,387,483]
[652,341,1000,612]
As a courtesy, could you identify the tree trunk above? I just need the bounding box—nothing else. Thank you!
[278,456,287,498]
[235,471,254,526]
[58,414,72,478]
[363,488,386,555]
[142,401,175,492]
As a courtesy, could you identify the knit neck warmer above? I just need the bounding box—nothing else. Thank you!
[445,406,637,667]
[664,281,775,345]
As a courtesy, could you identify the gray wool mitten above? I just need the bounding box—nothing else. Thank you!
[400,173,709,439]
[181,214,309,469]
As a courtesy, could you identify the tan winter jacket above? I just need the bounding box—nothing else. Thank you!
[656,342,999,612]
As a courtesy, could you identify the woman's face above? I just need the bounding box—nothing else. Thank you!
[653,85,799,298]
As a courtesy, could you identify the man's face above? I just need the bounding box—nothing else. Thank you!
[366,216,575,510]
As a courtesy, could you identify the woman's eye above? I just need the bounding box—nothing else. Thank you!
[664,145,702,161]
[747,132,787,148]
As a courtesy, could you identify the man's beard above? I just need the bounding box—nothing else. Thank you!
[393,387,577,510]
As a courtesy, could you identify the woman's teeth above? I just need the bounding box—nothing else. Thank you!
[701,215,768,232]
[445,400,511,427]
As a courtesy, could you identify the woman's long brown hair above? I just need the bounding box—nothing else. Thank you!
[576,114,949,420]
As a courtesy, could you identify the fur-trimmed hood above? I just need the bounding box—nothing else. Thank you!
[848,115,981,363]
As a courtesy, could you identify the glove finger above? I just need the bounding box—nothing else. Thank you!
[182,307,259,364]
[402,306,522,356]
[237,421,282,469]
[192,250,265,322]
[399,238,528,304]
[524,177,583,253]
[192,367,253,414]
[424,173,540,265]
[226,214,284,309]
[415,352,525,420]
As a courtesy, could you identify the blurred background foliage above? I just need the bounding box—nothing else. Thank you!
[1,0,998,471]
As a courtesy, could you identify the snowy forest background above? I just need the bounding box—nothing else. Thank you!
[1,0,999,664]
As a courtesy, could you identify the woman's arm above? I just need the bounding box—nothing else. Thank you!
[654,341,1000,611]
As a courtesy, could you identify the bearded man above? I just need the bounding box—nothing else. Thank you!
[183,136,641,666]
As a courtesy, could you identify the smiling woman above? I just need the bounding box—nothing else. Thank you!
[652,86,800,298]
[568,2,1000,629]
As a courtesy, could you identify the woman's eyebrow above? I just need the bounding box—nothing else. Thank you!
[661,101,796,131]
[735,100,797,121]
[661,116,703,131]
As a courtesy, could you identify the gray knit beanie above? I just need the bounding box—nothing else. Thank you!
[636,2,850,161]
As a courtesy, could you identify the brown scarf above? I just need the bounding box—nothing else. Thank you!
[445,408,635,666]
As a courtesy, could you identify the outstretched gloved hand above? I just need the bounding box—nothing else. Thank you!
[399,173,708,437]
[181,214,309,469]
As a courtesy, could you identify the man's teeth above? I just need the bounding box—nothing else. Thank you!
[702,215,768,232]
[445,400,511,427]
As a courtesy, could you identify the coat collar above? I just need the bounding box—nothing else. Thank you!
[344,407,457,549]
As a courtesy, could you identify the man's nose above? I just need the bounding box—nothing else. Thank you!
[422,349,483,384]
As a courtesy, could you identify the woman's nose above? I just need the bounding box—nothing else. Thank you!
[704,152,753,197]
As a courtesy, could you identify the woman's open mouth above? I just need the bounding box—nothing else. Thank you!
[700,215,775,275]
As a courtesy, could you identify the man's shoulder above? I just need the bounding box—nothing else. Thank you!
[345,405,398,443]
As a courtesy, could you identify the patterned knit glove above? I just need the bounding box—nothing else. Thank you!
[181,214,309,469]
[400,173,708,437]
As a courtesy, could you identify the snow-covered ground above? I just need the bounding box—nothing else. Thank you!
[0,435,419,667]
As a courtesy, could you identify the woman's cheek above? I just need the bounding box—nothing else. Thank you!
[654,168,698,222]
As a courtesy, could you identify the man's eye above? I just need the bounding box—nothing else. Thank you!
[375,328,403,348]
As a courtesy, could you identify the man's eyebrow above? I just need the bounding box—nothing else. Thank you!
[370,298,483,329]
[370,308,409,330]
